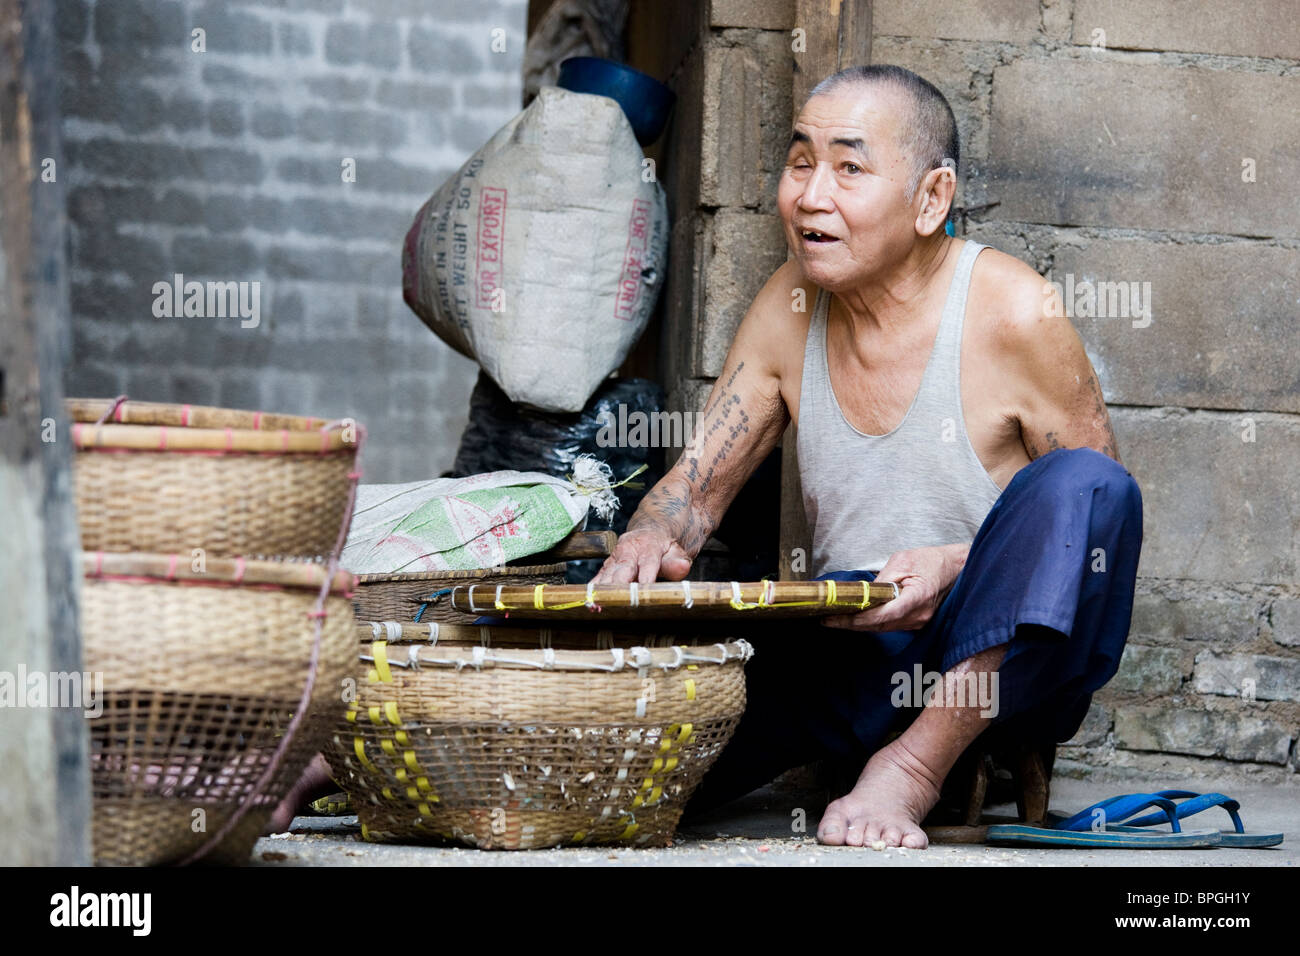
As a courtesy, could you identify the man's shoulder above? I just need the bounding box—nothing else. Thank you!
[734,258,815,365]
[968,244,1063,348]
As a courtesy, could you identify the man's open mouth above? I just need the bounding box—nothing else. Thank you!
[800,229,839,243]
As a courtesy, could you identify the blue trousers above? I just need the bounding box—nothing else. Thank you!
[685,447,1143,814]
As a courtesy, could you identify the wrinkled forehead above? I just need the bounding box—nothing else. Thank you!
[790,86,906,154]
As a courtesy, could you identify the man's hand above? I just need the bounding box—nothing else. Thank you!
[822,543,969,631]
[593,529,694,586]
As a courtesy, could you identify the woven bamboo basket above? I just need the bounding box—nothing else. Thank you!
[324,621,751,849]
[352,564,567,624]
[68,397,360,557]
[81,552,358,866]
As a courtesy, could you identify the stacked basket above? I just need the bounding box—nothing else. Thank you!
[325,622,750,849]
[70,398,363,865]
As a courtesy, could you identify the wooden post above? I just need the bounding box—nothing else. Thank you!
[779,0,872,580]
[0,0,91,865]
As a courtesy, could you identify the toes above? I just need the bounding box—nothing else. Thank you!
[843,820,867,847]
[881,825,904,848]
[816,806,850,846]
[901,826,930,850]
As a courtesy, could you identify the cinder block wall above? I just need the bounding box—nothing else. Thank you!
[58,0,528,482]
[638,0,1300,781]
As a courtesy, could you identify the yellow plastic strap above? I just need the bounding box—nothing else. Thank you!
[620,822,639,840]
[858,581,871,610]
[372,641,392,683]
[677,722,693,744]
[404,750,419,770]
[353,736,375,770]
[381,738,396,757]
[534,584,545,609]
[664,756,678,772]
[384,701,400,725]
[826,580,837,605]
[572,830,587,842]
[684,678,696,701]
[367,705,382,725]
[395,730,409,746]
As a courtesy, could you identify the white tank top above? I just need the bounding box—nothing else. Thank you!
[796,240,1002,575]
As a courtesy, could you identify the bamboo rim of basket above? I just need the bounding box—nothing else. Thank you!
[67,397,358,453]
[358,634,752,673]
[450,579,899,616]
[82,551,357,594]
[355,564,568,585]
[356,621,722,646]
[69,397,329,430]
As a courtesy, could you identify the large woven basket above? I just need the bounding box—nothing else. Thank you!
[352,564,567,624]
[325,622,750,849]
[81,552,357,866]
[68,398,360,557]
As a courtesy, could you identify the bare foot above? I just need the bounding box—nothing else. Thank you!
[267,753,336,834]
[816,738,943,849]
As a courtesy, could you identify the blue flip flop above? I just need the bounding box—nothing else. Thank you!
[1122,790,1284,848]
[987,792,1223,848]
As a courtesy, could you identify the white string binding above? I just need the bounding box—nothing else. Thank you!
[586,580,596,609]
[467,584,480,614]
[681,580,693,609]
[629,582,639,607]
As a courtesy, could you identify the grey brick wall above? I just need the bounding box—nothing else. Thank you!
[59,0,528,482]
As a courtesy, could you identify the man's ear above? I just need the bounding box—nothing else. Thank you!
[914,164,957,237]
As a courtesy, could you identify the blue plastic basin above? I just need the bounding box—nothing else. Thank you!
[557,56,676,146]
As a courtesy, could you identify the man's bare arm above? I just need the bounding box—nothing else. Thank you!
[998,273,1121,463]
[594,264,800,584]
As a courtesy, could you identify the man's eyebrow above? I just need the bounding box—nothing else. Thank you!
[785,130,872,161]
[830,136,870,159]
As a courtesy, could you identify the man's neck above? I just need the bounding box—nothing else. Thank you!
[835,233,957,339]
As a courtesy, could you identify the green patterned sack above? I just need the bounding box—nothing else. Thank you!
[342,461,621,574]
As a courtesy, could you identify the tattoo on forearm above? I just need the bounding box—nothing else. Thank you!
[1084,372,1120,459]
[624,360,761,555]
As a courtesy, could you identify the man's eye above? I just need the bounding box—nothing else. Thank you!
[842,163,862,174]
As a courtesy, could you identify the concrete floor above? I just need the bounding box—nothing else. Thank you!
[251,776,1298,867]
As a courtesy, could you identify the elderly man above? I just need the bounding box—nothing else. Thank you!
[592,64,1142,849]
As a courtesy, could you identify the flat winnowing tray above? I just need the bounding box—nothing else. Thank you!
[448,579,898,620]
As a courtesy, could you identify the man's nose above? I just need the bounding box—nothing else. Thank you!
[797,161,836,212]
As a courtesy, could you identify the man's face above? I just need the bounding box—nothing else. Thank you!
[777,86,919,291]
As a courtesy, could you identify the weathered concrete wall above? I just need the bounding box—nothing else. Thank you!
[58,0,528,482]
[644,0,1300,781]
[0,0,91,865]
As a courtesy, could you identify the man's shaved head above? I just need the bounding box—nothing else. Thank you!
[807,65,959,205]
